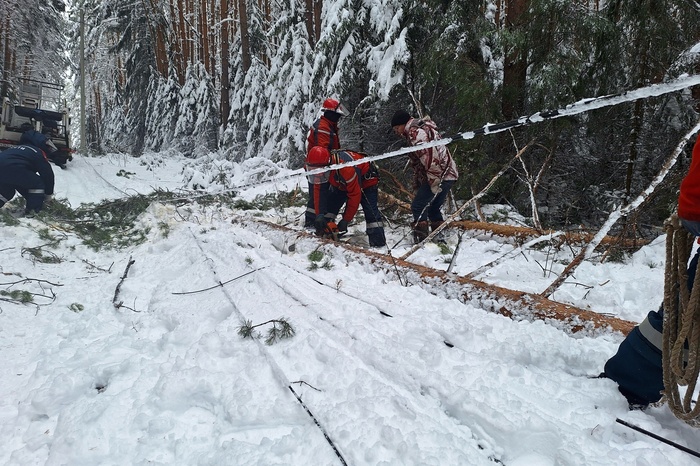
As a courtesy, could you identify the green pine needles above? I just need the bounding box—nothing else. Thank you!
[238,318,296,345]
[18,189,240,250]
[307,249,333,271]
[0,289,33,303]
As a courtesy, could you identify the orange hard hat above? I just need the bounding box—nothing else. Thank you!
[307,146,331,166]
[321,98,348,116]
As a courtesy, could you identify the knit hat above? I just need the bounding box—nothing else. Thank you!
[391,110,411,127]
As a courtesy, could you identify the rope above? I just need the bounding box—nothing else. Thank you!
[662,214,700,425]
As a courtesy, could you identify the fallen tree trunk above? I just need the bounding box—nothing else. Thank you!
[255,220,636,337]
[451,221,650,249]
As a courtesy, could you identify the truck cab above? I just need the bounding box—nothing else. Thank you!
[0,79,72,168]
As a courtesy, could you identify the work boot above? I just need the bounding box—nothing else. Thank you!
[304,213,316,229]
[430,220,446,244]
[412,221,429,244]
[367,227,386,247]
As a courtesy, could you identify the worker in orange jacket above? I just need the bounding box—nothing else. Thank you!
[304,98,347,228]
[305,146,386,247]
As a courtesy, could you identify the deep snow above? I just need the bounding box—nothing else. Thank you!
[0,151,698,465]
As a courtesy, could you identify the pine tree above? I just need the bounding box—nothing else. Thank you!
[175,62,219,156]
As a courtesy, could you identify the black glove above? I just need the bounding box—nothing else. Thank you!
[314,215,327,236]
[337,219,348,235]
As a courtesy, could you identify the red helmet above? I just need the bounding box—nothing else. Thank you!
[321,98,348,116]
[307,146,331,166]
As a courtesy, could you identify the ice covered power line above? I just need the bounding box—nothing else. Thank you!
[207,73,700,196]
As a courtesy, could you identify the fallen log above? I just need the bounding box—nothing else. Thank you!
[377,192,650,249]
[451,220,651,249]
[255,220,636,336]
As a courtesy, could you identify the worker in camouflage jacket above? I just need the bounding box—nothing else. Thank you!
[391,110,458,243]
[0,130,57,216]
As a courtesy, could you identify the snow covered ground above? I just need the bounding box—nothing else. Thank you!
[0,152,698,465]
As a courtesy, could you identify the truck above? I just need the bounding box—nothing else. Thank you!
[0,78,73,168]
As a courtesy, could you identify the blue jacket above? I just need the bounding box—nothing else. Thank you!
[0,144,55,195]
[603,251,699,405]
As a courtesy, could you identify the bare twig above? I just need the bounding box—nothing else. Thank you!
[172,267,267,295]
[0,296,24,305]
[113,257,136,311]
[446,231,466,274]
[291,380,322,392]
[82,259,114,273]
[118,298,139,313]
[0,277,63,287]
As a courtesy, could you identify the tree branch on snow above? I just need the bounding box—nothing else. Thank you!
[21,246,62,264]
[113,257,137,312]
[238,318,295,345]
[82,259,114,273]
[290,380,322,392]
[0,276,63,287]
[172,267,267,295]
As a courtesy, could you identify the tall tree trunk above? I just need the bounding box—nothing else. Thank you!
[305,0,315,46]
[494,0,502,26]
[1,16,12,98]
[143,0,168,77]
[258,0,270,66]
[693,62,700,113]
[502,0,528,120]
[210,0,217,80]
[313,0,322,44]
[238,0,251,72]
[179,0,191,79]
[200,0,211,74]
[220,0,230,124]
[167,0,180,81]
[622,12,651,239]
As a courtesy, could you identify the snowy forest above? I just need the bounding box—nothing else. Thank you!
[2,0,700,233]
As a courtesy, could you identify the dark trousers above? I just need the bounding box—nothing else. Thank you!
[603,250,700,406]
[305,181,329,227]
[326,185,386,246]
[0,170,46,212]
[411,180,455,222]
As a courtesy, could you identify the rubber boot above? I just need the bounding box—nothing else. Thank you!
[431,220,446,244]
[412,221,429,244]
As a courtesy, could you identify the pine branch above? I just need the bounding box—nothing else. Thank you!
[237,318,296,345]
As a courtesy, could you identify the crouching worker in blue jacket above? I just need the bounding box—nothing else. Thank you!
[0,130,57,216]
[602,250,700,410]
